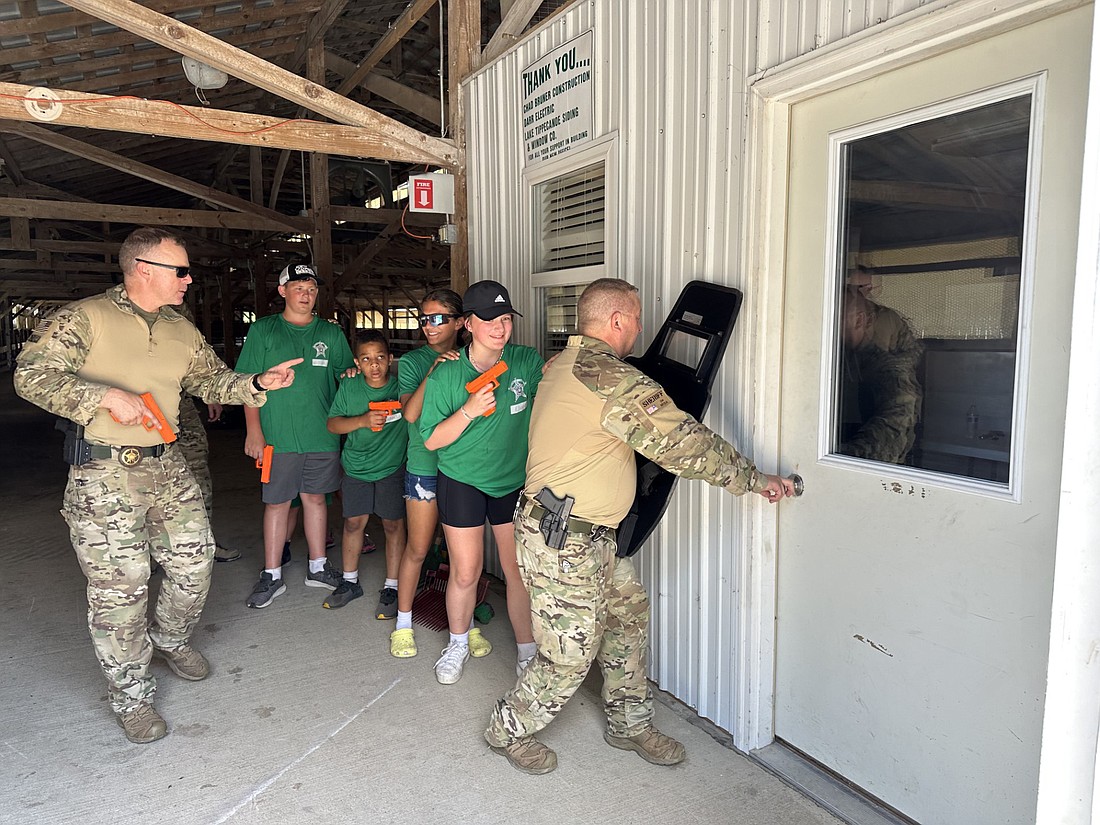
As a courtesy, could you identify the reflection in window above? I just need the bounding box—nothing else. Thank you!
[834,95,1030,485]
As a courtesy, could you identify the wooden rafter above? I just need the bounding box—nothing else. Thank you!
[483,0,542,63]
[0,197,301,231]
[59,0,456,165]
[0,136,27,186]
[334,0,439,96]
[288,0,352,70]
[326,53,445,128]
[0,2,318,67]
[1,122,306,233]
[0,82,457,165]
[333,219,401,291]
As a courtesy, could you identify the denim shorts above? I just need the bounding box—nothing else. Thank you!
[403,471,438,503]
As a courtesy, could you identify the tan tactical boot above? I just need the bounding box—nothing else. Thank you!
[214,543,241,562]
[153,643,210,681]
[116,703,167,744]
[489,735,558,775]
[604,725,686,765]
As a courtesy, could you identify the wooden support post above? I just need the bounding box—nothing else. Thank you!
[219,273,238,366]
[254,254,270,318]
[199,277,214,354]
[448,0,480,294]
[308,42,335,319]
[249,147,264,209]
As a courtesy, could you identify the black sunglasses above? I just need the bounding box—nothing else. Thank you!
[136,258,191,278]
[419,313,460,327]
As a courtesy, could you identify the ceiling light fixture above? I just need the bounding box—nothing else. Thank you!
[181,57,228,105]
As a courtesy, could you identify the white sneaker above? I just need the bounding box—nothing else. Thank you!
[435,641,470,685]
[516,653,535,677]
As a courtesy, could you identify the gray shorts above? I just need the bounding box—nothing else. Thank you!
[342,465,406,521]
[262,451,342,505]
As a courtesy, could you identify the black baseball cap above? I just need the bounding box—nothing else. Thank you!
[463,280,522,320]
[278,263,324,286]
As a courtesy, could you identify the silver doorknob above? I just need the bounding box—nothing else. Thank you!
[788,474,804,497]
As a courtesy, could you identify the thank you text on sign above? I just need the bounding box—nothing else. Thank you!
[521,32,593,165]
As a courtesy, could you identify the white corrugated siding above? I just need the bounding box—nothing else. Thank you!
[465,0,926,735]
[754,0,931,71]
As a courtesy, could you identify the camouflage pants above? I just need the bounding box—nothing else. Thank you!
[484,511,653,747]
[176,394,213,521]
[61,445,214,713]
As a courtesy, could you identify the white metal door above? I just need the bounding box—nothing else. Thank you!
[775,9,1089,825]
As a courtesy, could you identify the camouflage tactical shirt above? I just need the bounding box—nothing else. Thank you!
[526,335,765,526]
[15,284,263,446]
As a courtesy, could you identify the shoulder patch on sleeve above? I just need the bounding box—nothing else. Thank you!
[637,388,671,415]
[26,318,52,345]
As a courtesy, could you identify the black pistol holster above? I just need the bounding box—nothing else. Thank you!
[56,418,91,466]
[534,487,575,551]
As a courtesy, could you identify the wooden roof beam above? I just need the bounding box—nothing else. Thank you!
[288,0,351,70]
[0,136,27,186]
[0,2,319,66]
[0,197,304,231]
[483,0,541,63]
[326,52,444,127]
[0,122,307,234]
[0,83,456,166]
[334,0,439,96]
[59,0,456,166]
[0,0,322,38]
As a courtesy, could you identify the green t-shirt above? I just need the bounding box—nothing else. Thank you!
[235,314,354,454]
[398,345,442,476]
[420,342,544,497]
[328,375,408,482]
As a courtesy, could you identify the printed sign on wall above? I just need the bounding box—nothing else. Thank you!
[521,31,594,165]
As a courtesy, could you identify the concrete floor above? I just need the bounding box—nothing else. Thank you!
[0,375,842,825]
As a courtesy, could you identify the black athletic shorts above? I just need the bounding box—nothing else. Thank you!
[437,472,520,528]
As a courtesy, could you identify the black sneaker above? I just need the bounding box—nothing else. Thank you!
[247,572,286,609]
[305,562,341,590]
[323,579,364,609]
[375,586,398,620]
[281,541,292,566]
[325,530,336,550]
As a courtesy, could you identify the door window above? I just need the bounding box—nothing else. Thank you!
[831,93,1033,486]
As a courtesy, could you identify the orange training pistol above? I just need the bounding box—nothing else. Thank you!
[256,444,273,483]
[368,400,402,432]
[139,393,176,443]
[464,360,508,417]
[109,392,177,443]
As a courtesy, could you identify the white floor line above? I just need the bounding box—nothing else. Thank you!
[213,677,401,824]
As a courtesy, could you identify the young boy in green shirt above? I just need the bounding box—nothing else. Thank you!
[237,263,354,609]
[325,330,409,611]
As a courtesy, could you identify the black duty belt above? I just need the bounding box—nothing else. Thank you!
[525,501,612,539]
[88,443,168,467]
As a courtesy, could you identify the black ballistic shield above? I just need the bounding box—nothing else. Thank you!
[615,281,743,557]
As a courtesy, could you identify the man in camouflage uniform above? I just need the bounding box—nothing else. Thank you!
[838,286,923,464]
[484,278,794,774]
[14,227,301,744]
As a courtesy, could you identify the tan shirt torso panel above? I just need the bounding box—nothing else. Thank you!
[80,295,196,447]
[525,340,637,527]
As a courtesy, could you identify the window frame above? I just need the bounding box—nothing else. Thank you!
[818,77,1043,501]
[523,133,618,289]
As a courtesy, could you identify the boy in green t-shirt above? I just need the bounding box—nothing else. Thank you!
[325,330,409,611]
[236,263,355,609]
